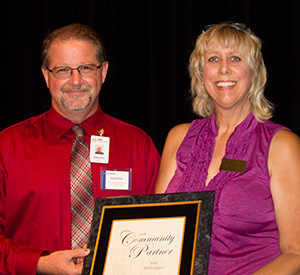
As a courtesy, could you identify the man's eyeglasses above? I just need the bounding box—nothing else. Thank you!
[47,63,102,79]
[202,22,251,33]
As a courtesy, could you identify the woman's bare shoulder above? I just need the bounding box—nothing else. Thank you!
[270,129,300,154]
[155,123,192,194]
[269,129,300,176]
[166,123,192,144]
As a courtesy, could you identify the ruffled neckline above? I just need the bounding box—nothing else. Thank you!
[177,111,258,207]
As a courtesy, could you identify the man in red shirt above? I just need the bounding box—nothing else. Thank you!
[0,23,160,274]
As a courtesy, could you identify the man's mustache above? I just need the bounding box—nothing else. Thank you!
[62,85,91,93]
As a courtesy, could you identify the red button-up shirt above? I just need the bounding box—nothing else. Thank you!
[0,105,160,275]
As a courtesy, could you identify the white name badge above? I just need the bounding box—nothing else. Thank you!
[101,169,131,190]
[90,135,110,164]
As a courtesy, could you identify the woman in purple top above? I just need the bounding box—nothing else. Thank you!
[155,22,300,274]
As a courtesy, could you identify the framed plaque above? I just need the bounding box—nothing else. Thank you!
[83,191,214,275]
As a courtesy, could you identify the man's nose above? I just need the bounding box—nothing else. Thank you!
[68,69,84,85]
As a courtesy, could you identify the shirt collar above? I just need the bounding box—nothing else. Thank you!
[46,104,104,139]
[210,110,257,138]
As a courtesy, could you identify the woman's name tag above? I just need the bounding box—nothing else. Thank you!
[220,159,247,173]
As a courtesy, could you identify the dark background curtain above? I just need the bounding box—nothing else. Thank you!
[3,0,300,153]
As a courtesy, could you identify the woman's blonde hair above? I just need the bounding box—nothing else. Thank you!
[189,22,274,121]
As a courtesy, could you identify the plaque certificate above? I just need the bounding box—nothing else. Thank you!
[103,216,186,274]
[83,191,214,275]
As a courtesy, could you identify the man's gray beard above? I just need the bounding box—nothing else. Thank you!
[61,94,92,111]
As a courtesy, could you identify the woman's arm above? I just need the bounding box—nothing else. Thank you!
[254,129,300,274]
[155,123,191,193]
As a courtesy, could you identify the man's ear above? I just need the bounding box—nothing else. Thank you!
[100,61,109,84]
[41,66,50,88]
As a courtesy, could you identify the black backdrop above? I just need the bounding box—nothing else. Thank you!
[3,1,300,153]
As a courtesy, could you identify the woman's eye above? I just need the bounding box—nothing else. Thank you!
[208,56,219,62]
[231,56,241,61]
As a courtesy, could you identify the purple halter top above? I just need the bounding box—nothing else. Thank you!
[166,112,286,274]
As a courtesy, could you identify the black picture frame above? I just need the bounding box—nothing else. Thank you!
[83,191,214,275]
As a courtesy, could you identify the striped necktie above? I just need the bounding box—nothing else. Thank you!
[70,125,94,249]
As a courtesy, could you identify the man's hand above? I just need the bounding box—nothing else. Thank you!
[36,248,90,275]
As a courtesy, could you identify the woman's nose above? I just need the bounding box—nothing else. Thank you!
[219,60,231,74]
